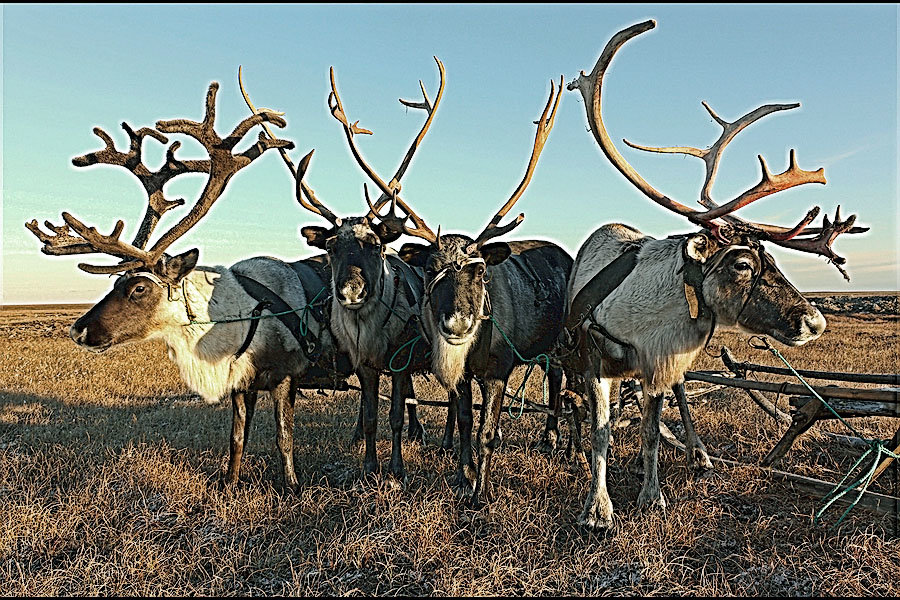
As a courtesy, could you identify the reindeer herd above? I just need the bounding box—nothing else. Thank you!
[25,21,867,530]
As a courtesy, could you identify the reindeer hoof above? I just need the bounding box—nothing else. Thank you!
[362,460,380,480]
[687,447,714,472]
[637,489,667,511]
[577,512,614,531]
[452,472,475,500]
[436,442,456,457]
[348,429,364,451]
[385,472,407,490]
[407,423,425,444]
[536,430,559,454]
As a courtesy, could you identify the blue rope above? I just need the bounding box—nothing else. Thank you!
[389,335,421,373]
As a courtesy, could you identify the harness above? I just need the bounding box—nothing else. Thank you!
[377,255,430,372]
[231,272,322,362]
[566,238,768,358]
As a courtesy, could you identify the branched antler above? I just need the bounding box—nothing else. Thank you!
[69,122,208,249]
[472,76,563,249]
[568,19,868,280]
[27,81,294,275]
[319,60,446,243]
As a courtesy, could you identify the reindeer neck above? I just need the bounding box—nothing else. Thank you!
[331,260,410,369]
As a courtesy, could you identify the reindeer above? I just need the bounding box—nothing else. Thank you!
[281,59,452,481]
[565,20,868,529]
[388,78,574,506]
[26,81,350,493]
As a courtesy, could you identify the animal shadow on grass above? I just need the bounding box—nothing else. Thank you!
[0,388,368,492]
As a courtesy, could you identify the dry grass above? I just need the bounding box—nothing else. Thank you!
[1,304,898,595]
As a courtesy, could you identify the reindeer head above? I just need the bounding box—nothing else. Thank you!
[395,77,563,349]
[261,59,446,312]
[569,20,867,347]
[27,81,293,352]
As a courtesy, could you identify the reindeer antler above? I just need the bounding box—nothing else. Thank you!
[27,81,294,275]
[471,76,563,249]
[326,61,442,243]
[568,20,867,280]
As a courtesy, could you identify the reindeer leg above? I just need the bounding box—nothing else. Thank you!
[349,393,365,451]
[577,366,614,530]
[404,373,425,443]
[452,380,476,499]
[471,377,506,509]
[388,372,408,484]
[357,366,381,478]
[672,381,712,471]
[636,390,667,511]
[537,364,563,453]
[272,378,299,493]
[225,389,251,486]
[440,389,458,454]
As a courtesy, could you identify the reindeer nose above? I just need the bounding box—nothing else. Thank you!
[70,323,88,346]
[802,309,826,339]
[441,313,474,337]
[338,281,366,306]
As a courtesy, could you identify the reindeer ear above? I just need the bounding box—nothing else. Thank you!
[300,226,330,249]
[155,248,199,283]
[398,242,431,267]
[480,241,512,266]
[371,221,402,245]
[685,232,719,263]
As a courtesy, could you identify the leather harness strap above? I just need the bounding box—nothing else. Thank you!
[232,272,319,361]
[566,244,641,334]
[233,300,271,360]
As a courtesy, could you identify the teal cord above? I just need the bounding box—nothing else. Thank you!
[488,315,550,419]
[753,336,899,529]
[389,335,421,373]
[184,286,327,336]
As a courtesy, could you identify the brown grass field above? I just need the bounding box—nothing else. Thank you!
[1,296,898,595]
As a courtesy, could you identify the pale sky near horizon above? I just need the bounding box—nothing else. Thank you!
[2,4,898,304]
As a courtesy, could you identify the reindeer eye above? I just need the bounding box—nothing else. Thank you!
[130,284,148,299]
[734,261,752,272]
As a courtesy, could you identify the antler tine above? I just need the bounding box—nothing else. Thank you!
[71,123,210,249]
[61,212,154,274]
[328,64,438,243]
[329,67,397,202]
[366,56,447,220]
[568,20,704,222]
[473,75,563,248]
[771,206,864,281]
[147,81,294,262]
[295,150,342,226]
[238,66,341,227]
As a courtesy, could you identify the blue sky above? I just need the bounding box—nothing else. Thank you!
[3,4,897,303]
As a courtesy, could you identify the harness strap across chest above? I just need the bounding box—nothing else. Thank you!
[232,272,320,361]
[566,244,640,334]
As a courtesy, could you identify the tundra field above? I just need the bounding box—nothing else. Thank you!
[0,293,898,596]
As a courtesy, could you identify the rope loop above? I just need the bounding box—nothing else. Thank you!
[184,285,328,334]
[751,335,900,529]
[488,315,550,420]
[389,335,421,373]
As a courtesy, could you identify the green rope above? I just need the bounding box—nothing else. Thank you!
[389,335,421,373]
[488,315,550,419]
[184,286,328,336]
[752,336,900,530]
